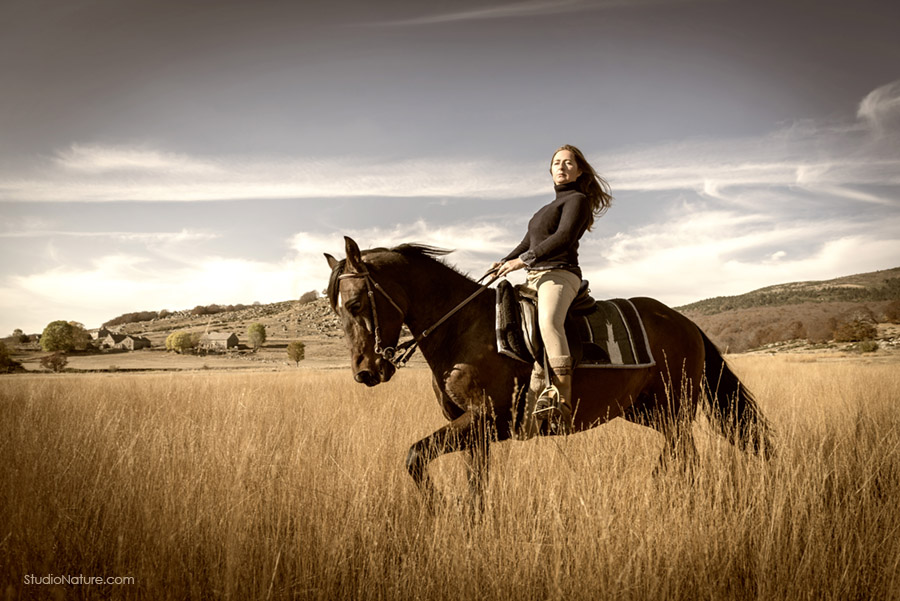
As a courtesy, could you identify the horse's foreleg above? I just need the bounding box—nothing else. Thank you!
[405,410,491,506]
[462,417,492,513]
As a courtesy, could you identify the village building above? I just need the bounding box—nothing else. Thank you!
[199,332,239,352]
[101,334,151,350]
[92,327,114,340]
[118,335,151,351]
[101,333,127,349]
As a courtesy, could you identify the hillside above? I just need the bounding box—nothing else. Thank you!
[676,267,900,315]
[677,267,900,353]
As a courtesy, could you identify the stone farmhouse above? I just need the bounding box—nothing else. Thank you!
[92,327,114,340]
[199,332,239,351]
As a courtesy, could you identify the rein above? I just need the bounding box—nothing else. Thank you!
[338,268,500,368]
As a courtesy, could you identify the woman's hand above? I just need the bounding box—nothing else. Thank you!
[496,258,526,277]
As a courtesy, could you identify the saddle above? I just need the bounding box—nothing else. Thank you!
[495,279,655,369]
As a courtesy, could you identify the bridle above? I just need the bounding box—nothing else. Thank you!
[337,267,500,368]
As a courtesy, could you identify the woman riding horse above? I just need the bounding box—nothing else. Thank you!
[492,145,612,431]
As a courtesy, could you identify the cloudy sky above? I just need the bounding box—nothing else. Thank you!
[2,0,899,335]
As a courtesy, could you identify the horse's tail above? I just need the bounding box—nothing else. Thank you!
[700,329,774,458]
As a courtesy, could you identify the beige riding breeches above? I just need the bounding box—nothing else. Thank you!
[522,268,581,360]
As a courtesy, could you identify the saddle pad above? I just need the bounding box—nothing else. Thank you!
[575,299,655,368]
[495,281,655,369]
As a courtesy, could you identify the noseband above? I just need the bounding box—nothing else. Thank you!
[337,268,499,368]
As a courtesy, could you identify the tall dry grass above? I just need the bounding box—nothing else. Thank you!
[1,358,899,600]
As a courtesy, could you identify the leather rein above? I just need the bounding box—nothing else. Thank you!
[337,267,500,368]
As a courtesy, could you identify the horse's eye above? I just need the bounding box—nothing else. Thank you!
[346,301,362,315]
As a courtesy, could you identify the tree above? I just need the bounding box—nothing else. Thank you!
[299,290,319,304]
[166,331,195,354]
[885,300,900,323]
[41,321,75,352]
[68,322,91,350]
[248,323,267,350]
[40,351,68,372]
[287,340,306,366]
[0,341,23,372]
[11,328,28,343]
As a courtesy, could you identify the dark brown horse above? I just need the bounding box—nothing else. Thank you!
[325,236,772,502]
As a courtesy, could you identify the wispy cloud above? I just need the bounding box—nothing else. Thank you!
[362,0,588,26]
[857,80,900,134]
[0,152,547,203]
[2,81,898,205]
[54,144,221,175]
[0,228,218,242]
[361,0,711,27]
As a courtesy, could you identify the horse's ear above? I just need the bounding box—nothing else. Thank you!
[344,236,364,272]
[324,253,339,270]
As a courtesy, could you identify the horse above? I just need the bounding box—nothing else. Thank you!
[325,236,772,504]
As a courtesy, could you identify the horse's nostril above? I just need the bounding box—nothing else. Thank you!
[355,370,379,386]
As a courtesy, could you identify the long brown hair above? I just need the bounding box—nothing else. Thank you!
[550,144,613,231]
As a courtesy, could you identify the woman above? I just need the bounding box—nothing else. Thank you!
[492,144,612,428]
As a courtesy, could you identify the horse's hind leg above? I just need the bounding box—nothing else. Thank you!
[624,386,699,476]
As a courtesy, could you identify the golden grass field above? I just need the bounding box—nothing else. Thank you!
[2,355,899,600]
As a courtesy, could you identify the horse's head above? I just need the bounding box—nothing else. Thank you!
[325,236,406,387]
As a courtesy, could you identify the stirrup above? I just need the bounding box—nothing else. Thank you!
[533,385,560,420]
[533,385,573,435]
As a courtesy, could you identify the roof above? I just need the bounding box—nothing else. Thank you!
[202,332,237,340]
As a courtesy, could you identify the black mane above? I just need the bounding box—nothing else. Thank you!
[326,243,462,310]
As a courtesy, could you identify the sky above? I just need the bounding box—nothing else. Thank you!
[1,0,899,335]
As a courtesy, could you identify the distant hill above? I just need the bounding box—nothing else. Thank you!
[676,267,900,315]
[677,267,900,352]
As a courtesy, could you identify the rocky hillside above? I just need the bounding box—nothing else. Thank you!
[110,298,342,348]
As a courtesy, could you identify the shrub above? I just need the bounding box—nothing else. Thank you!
[299,290,319,304]
[40,352,68,372]
[166,332,195,354]
[833,319,877,342]
[287,341,306,366]
[853,340,879,353]
[248,323,267,350]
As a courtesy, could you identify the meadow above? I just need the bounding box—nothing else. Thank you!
[2,356,899,600]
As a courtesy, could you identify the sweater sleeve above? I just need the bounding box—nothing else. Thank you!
[529,193,591,262]
[501,232,530,263]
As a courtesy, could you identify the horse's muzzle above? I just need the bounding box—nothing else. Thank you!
[354,361,396,387]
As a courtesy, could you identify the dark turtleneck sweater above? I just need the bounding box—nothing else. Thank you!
[501,181,591,278]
